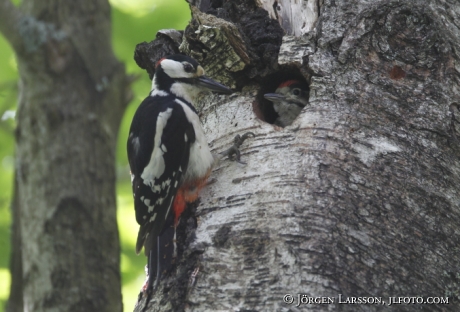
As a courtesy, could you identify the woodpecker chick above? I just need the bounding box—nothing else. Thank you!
[127,54,232,299]
[264,80,309,127]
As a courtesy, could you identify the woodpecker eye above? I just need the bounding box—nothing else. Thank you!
[183,63,194,73]
[292,88,301,96]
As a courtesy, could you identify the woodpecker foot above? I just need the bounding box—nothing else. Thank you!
[220,132,255,164]
[188,267,200,288]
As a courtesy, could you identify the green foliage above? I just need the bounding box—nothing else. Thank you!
[0,0,190,311]
[0,31,17,312]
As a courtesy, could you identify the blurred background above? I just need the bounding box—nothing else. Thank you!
[0,0,189,310]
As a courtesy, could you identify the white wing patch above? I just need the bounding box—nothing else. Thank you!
[162,179,171,189]
[141,108,173,188]
[152,184,161,193]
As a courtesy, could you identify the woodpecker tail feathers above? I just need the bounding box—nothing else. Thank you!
[144,211,176,292]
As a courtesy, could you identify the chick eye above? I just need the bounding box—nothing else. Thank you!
[183,63,194,73]
[292,88,301,96]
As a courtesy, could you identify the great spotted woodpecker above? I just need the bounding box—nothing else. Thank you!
[264,80,309,127]
[127,55,232,296]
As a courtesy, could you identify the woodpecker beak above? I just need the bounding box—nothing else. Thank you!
[197,76,233,94]
[264,93,285,102]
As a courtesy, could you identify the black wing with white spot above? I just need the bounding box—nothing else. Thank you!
[127,94,195,255]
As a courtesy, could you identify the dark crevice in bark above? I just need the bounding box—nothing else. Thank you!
[202,0,284,79]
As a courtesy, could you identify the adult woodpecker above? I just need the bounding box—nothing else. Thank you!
[264,80,309,127]
[127,54,232,295]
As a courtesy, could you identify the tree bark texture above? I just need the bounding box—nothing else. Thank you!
[0,0,130,311]
[135,0,460,311]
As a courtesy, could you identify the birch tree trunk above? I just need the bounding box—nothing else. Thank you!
[135,0,460,311]
[0,0,129,311]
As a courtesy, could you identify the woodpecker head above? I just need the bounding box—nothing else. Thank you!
[152,55,232,103]
[263,80,309,126]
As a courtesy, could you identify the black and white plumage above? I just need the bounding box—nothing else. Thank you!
[264,80,309,127]
[127,55,232,293]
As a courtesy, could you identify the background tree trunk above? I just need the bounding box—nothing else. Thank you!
[135,0,460,311]
[0,0,130,311]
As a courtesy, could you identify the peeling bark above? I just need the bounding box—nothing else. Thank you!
[258,0,319,36]
[136,0,460,311]
[0,0,128,311]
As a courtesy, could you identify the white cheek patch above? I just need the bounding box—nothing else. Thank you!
[161,59,196,79]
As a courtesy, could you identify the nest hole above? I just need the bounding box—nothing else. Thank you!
[253,66,309,126]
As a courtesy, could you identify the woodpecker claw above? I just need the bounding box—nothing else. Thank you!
[220,132,255,164]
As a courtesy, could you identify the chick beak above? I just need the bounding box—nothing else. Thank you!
[264,93,286,102]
